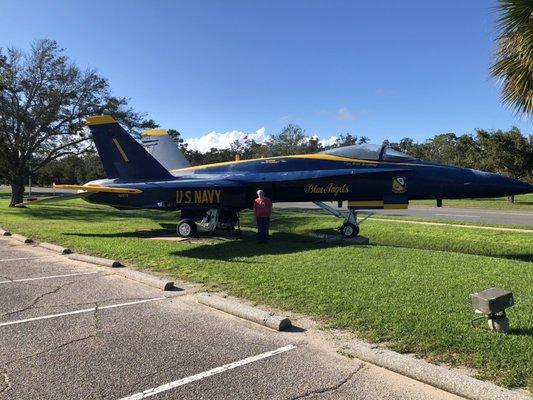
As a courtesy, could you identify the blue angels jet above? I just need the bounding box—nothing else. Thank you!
[22,115,533,238]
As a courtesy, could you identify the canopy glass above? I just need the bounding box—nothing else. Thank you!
[321,144,415,162]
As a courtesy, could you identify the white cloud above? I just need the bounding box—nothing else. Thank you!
[335,107,355,121]
[319,135,338,147]
[319,107,361,121]
[184,128,267,153]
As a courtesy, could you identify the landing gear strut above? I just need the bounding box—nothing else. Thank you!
[313,202,361,238]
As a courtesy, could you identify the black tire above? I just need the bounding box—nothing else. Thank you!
[176,219,197,238]
[340,223,359,238]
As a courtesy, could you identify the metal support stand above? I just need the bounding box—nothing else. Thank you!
[313,201,359,224]
[197,209,219,233]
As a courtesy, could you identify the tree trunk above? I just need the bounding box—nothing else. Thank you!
[9,178,25,207]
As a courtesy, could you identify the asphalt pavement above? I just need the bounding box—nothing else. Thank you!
[275,202,533,226]
[0,237,463,400]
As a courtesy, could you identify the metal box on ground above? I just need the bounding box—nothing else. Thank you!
[470,287,514,315]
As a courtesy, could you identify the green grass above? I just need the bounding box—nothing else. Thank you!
[0,200,532,391]
[411,193,533,209]
[266,210,533,262]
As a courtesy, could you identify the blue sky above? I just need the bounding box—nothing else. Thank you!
[0,0,529,150]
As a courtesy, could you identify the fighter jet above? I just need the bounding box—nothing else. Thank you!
[22,115,533,238]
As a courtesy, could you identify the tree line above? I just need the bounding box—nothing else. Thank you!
[30,124,533,187]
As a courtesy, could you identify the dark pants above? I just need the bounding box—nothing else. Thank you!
[256,217,270,243]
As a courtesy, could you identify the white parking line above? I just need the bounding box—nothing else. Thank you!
[0,271,99,284]
[0,256,53,263]
[118,344,297,400]
[0,297,165,328]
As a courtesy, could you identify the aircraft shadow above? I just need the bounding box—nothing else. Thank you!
[509,327,533,337]
[170,231,355,261]
[11,203,178,223]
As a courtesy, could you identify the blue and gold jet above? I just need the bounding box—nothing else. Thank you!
[25,115,533,238]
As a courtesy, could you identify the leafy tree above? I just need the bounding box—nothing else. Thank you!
[491,0,533,116]
[34,151,105,186]
[330,133,369,148]
[167,129,184,146]
[476,127,533,179]
[262,124,313,156]
[0,39,154,206]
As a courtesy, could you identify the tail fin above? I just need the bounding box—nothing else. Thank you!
[141,129,191,170]
[86,116,173,181]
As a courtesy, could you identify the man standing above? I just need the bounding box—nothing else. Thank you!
[253,189,272,243]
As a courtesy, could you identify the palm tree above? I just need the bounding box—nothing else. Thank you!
[491,0,533,117]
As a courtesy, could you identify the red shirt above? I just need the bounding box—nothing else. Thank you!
[253,197,272,218]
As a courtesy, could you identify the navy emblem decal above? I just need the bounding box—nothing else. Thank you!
[392,177,407,194]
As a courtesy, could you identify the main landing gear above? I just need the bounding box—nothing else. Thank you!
[176,209,239,238]
[313,202,361,238]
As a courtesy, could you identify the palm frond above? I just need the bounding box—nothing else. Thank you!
[491,0,533,117]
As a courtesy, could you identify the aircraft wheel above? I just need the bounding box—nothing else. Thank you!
[177,219,197,238]
[340,223,359,238]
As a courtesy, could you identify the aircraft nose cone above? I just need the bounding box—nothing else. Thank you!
[473,170,533,196]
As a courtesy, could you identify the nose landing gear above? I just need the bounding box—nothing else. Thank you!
[313,202,361,238]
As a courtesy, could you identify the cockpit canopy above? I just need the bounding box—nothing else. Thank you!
[321,144,415,162]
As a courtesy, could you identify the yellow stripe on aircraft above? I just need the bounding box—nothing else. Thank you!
[348,200,384,207]
[170,154,381,173]
[112,138,129,162]
[85,115,116,125]
[142,129,168,137]
[383,203,409,209]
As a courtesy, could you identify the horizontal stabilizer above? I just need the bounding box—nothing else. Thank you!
[53,184,142,194]
[16,192,91,207]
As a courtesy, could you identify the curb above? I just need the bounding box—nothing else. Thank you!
[68,253,121,268]
[112,268,175,291]
[197,293,291,331]
[0,228,11,236]
[346,341,531,400]
[11,234,33,244]
[39,242,72,255]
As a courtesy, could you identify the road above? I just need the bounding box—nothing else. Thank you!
[275,202,533,226]
[0,237,462,399]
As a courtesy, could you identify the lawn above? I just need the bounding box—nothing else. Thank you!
[0,199,531,391]
[411,193,533,210]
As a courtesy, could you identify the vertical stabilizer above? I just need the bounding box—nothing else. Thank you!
[141,129,191,171]
[86,116,173,181]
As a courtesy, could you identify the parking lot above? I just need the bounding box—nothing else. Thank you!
[0,237,461,399]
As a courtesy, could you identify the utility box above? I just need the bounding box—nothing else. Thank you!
[470,287,514,315]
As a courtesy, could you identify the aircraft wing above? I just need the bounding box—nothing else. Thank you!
[226,167,412,184]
